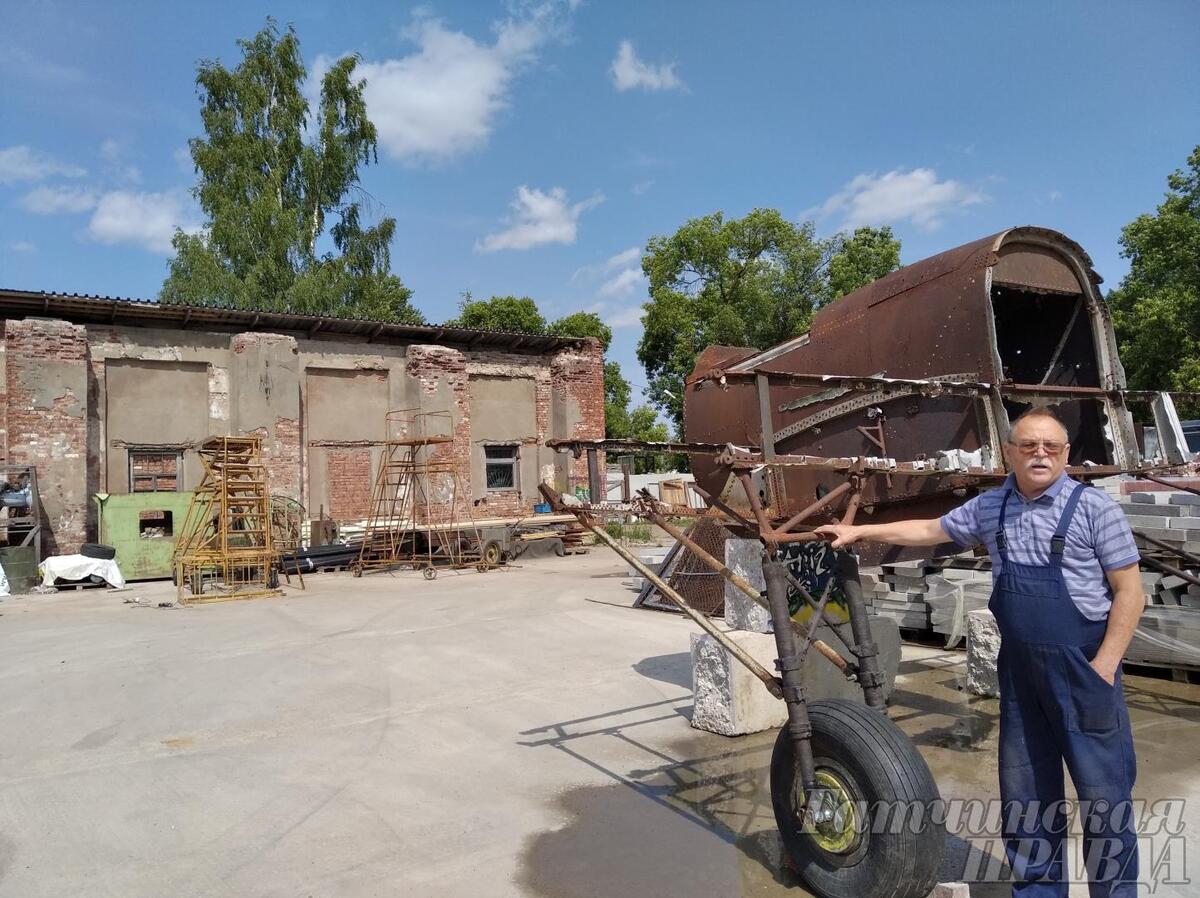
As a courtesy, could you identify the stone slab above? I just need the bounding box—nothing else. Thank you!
[690,617,902,736]
[1168,517,1200,530]
[723,538,770,633]
[966,609,1001,697]
[1168,493,1200,506]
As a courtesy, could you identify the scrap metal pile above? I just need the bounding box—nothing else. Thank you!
[543,227,1198,898]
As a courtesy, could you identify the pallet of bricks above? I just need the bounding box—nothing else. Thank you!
[1122,488,1200,669]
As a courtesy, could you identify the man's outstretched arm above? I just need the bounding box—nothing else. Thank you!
[815,518,951,548]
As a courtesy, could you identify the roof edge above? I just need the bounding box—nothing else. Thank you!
[0,288,595,353]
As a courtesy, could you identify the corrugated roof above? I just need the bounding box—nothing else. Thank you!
[0,288,594,353]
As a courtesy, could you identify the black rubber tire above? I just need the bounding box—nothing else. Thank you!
[770,699,945,898]
[423,566,437,581]
[80,542,116,560]
[481,540,503,567]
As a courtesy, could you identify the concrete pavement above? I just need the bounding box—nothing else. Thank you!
[1,553,1196,897]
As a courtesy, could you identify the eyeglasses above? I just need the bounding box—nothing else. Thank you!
[1010,439,1067,455]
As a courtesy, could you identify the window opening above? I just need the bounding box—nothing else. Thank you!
[485,446,518,491]
[129,451,182,492]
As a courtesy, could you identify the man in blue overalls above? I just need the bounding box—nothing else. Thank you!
[818,407,1145,896]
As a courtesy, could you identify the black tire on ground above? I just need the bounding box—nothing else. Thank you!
[481,540,503,567]
[423,566,437,581]
[80,542,116,560]
[770,699,945,898]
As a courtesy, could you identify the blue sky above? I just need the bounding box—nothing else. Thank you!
[2,0,1197,410]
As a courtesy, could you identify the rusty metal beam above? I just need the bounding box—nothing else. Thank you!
[1134,473,1200,498]
[539,484,784,698]
[638,497,854,678]
[1139,554,1200,589]
[701,368,1200,402]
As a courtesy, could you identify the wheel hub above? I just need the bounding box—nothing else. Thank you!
[803,770,859,854]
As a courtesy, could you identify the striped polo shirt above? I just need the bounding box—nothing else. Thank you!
[939,472,1140,621]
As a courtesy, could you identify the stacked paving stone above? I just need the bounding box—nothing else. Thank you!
[864,562,992,643]
[1120,490,1200,668]
[868,560,935,630]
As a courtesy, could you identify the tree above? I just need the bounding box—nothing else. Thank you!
[828,226,902,298]
[547,311,612,350]
[445,295,546,333]
[1108,145,1200,418]
[637,209,901,426]
[161,21,421,323]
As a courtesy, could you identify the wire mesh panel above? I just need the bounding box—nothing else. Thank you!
[636,513,733,615]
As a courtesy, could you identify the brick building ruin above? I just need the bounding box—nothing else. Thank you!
[0,289,605,555]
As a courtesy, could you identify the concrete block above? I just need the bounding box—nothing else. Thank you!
[690,617,902,736]
[1158,588,1181,606]
[1137,528,1184,543]
[966,609,1001,697]
[1123,514,1172,530]
[1168,517,1200,530]
[1141,572,1164,589]
[723,539,770,633]
[1168,493,1200,506]
[1161,575,1188,590]
[1129,492,1159,504]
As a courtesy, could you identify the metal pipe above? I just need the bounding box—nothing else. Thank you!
[778,481,852,533]
[1140,554,1200,589]
[1134,475,1200,499]
[763,557,818,793]
[640,501,853,677]
[834,550,886,711]
[690,484,757,531]
[539,487,783,698]
[1135,530,1200,568]
[737,474,827,544]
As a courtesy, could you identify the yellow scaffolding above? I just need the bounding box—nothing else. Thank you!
[173,436,281,603]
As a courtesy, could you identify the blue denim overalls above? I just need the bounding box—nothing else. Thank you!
[989,483,1138,897]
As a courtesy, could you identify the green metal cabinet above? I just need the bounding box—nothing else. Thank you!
[94,492,195,581]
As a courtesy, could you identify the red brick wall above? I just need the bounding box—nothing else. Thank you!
[326,448,374,520]
[4,317,90,553]
[552,340,606,494]
[406,345,473,522]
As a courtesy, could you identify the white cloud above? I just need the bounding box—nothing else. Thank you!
[606,306,644,329]
[631,179,654,195]
[9,240,36,254]
[0,145,86,184]
[813,167,987,232]
[86,189,200,253]
[476,185,603,252]
[20,185,98,214]
[599,266,644,298]
[346,7,564,163]
[610,41,684,92]
[1047,189,1062,202]
[569,245,643,285]
[605,246,642,269]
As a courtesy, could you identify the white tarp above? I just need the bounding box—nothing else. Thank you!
[38,554,126,589]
